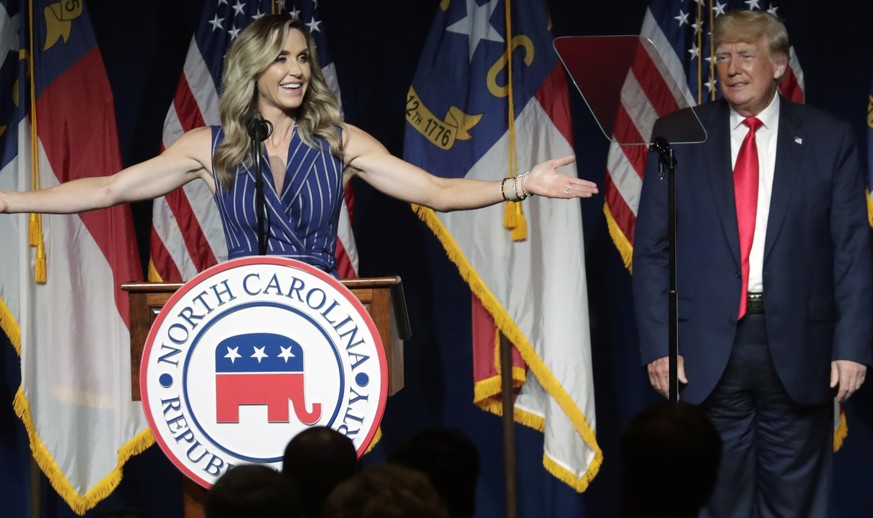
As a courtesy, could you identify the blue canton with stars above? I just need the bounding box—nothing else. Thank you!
[216,332,306,373]
[194,0,334,98]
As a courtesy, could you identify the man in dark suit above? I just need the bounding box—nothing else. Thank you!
[633,10,872,517]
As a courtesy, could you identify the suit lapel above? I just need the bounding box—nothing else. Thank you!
[764,101,804,261]
[702,101,741,266]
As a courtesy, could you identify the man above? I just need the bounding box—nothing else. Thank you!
[633,10,872,517]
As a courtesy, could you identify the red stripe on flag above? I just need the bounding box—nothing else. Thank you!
[630,51,681,118]
[779,67,803,103]
[166,187,218,272]
[334,238,356,280]
[603,172,637,244]
[36,47,142,325]
[612,105,648,155]
[149,227,183,282]
[173,74,208,131]
[535,64,574,145]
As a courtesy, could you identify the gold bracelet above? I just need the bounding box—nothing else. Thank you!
[502,177,521,202]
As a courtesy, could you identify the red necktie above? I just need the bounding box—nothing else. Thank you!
[734,116,762,319]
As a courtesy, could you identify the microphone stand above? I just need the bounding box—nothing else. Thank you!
[651,137,679,404]
[246,114,272,256]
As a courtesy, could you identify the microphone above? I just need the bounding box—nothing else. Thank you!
[245,112,273,141]
[649,136,672,156]
[650,136,677,176]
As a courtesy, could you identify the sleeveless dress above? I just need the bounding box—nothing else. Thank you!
[211,126,345,274]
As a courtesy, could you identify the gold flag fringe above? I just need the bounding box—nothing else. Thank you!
[604,203,634,272]
[412,204,602,491]
[13,388,155,515]
[4,299,154,514]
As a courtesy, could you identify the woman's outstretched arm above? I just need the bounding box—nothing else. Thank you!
[0,127,214,214]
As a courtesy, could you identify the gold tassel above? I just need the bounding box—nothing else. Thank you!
[34,239,46,284]
[504,200,517,230]
[28,213,40,246]
[511,201,527,241]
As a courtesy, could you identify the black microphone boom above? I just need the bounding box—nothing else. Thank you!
[245,112,271,255]
[245,112,273,141]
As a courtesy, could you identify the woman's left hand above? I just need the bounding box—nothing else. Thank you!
[524,155,598,199]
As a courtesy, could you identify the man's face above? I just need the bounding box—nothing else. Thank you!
[715,35,786,117]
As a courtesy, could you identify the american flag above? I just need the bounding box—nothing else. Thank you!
[150,0,357,283]
[603,0,803,270]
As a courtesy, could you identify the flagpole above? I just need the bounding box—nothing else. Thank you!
[30,458,41,518]
[499,333,518,518]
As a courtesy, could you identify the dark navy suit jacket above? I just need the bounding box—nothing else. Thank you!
[633,98,873,406]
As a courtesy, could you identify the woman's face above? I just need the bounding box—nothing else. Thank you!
[256,28,311,116]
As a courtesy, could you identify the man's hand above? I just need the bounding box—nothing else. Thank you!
[646,355,688,399]
[830,360,867,402]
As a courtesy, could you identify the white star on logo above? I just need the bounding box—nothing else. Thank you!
[232,0,246,17]
[224,346,241,363]
[278,346,296,362]
[229,25,241,40]
[252,9,264,20]
[687,43,699,61]
[674,9,689,27]
[446,0,504,63]
[767,6,779,15]
[713,1,727,16]
[745,0,762,10]
[251,346,268,363]
[288,7,301,19]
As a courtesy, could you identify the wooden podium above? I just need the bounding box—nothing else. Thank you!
[121,276,410,518]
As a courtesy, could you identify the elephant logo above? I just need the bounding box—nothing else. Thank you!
[214,333,322,425]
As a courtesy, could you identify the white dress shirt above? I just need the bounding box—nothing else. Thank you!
[729,93,780,295]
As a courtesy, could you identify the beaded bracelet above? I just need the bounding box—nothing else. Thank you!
[519,171,532,198]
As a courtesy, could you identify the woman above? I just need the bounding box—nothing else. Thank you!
[0,15,597,274]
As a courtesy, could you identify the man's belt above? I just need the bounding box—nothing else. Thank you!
[747,292,764,314]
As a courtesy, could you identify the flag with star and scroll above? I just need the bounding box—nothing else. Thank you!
[0,0,146,513]
[404,0,600,491]
[150,0,358,283]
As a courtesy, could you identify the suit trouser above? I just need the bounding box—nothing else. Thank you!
[699,313,833,518]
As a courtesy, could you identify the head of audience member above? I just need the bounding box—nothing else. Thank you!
[205,464,302,518]
[620,401,722,518]
[282,426,359,518]
[387,427,479,518]
[321,464,450,518]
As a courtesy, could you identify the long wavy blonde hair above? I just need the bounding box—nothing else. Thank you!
[214,14,344,188]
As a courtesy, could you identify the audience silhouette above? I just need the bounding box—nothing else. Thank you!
[620,401,721,518]
[205,464,302,518]
[282,426,359,518]
[322,464,450,518]
[387,427,479,518]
